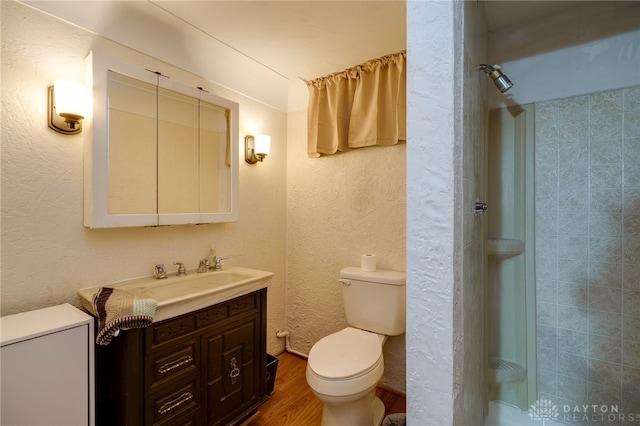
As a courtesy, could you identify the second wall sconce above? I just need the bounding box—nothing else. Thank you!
[48,80,89,135]
[245,134,271,164]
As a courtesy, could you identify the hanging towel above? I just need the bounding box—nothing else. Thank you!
[92,287,157,346]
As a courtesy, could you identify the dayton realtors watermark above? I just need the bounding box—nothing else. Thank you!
[529,399,640,424]
[563,404,638,423]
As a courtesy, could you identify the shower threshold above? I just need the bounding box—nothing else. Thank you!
[485,400,566,426]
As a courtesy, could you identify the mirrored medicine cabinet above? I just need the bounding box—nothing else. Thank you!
[84,51,239,228]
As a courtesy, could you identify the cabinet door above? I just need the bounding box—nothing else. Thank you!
[203,318,259,426]
[1,326,90,425]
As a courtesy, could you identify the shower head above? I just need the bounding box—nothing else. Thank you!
[478,64,513,93]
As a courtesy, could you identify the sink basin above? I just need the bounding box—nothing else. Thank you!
[78,266,273,322]
[127,271,253,300]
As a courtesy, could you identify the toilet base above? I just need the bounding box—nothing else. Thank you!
[320,391,385,426]
[372,396,385,426]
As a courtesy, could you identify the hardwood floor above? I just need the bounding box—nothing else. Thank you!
[241,351,406,426]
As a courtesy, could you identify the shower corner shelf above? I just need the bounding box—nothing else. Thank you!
[488,358,526,383]
[487,238,524,259]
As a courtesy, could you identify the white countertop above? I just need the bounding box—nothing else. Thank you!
[78,266,273,322]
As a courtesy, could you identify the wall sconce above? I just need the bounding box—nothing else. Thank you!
[48,80,89,135]
[245,134,271,164]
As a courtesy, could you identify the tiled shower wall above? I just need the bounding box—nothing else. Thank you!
[535,85,640,422]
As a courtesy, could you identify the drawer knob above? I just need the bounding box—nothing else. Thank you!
[158,355,193,374]
[158,392,193,415]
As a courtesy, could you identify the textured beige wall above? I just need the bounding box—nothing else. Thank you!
[0,2,287,355]
[406,1,488,422]
[286,109,407,392]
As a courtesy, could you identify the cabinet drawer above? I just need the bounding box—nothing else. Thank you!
[146,338,199,393]
[164,409,201,426]
[146,378,200,426]
[228,293,258,317]
[195,305,227,329]
[195,293,258,331]
[147,314,195,350]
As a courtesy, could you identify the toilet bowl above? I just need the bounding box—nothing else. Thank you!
[306,327,387,426]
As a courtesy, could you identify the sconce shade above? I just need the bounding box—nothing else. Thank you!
[245,134,271,164]
[48,80,89,134]
[253,134,271,156]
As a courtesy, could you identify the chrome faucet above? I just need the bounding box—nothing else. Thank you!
[154,264,167,279]
[197,259,209,273]
[212,256,230,271]
[173,262,187,276]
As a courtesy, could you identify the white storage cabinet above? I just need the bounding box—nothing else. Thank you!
[0,303,95,425]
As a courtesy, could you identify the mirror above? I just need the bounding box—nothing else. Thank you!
[107,71,157,215]
[84,51,239,228]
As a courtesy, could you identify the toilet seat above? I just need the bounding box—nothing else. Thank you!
[308,327,382,380]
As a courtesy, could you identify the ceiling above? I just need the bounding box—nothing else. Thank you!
[481,0,582,33]
[26,0,585,79]
[150,1,407,82]
[23,0,590,110]
[145,0,584,80]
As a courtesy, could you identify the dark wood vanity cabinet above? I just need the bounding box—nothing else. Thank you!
[96,288,268,426]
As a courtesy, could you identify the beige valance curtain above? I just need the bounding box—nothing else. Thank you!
[305,50,406,157]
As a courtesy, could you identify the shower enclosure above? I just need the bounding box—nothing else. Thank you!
[487,85,640,423]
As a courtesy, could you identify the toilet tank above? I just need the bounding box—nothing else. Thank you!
[340,267,406,336]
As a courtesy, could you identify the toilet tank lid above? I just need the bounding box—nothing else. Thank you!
[340,267,406,285]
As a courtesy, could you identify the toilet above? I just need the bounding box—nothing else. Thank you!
[306,267,406,426]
